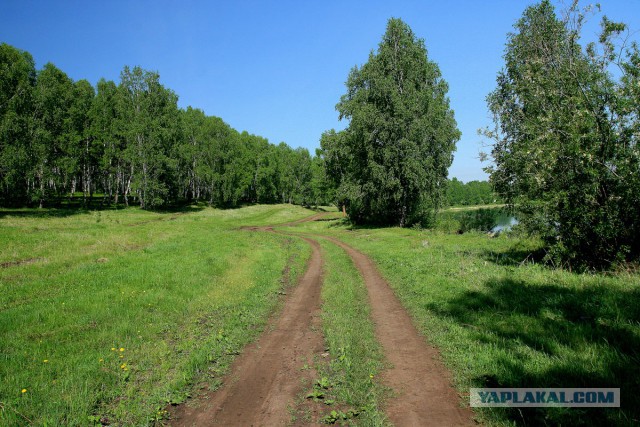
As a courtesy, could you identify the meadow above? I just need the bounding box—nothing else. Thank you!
[294,217,640,426]
[0,205,312,425]
[1,204,638,426]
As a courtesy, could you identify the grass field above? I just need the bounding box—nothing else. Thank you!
[2,204,638,426]
[295,218,640,426]
[0,205,313,425]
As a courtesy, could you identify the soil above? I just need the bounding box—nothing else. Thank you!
[169,212,475,426]
[0,257,45,268]
[322,235,474,426]
[169,236,324,426]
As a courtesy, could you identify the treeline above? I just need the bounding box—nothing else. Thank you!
[0,43,330,209]
[446,178,500,206]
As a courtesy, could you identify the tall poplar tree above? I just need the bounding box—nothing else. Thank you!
[327,18,459,226]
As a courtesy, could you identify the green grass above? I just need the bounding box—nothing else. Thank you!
[4,203,637,426]
[308,220,639,426]
[0,204,313,425]
[312,238,388,426]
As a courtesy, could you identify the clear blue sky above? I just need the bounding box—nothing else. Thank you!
[1,1,638,182]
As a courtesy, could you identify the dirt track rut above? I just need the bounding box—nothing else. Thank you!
[170,212,474,426]
[321,235,473,426]
[170,236,324,426]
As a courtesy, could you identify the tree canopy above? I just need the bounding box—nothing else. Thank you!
[446,178,499,206]
[321,18,459,227]
[0,43,331,209]
[484,1,640,268]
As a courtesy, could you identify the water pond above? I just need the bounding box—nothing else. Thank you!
[438,207,518,234]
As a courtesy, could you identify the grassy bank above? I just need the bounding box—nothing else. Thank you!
[0,205,313,425]
[292,215,639,426]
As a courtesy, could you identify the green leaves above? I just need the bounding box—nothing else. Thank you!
[0,43,319,210]
[115,66,180,209]
[485,0,640,269]
[0,43,36,205]
[325,18,459,227]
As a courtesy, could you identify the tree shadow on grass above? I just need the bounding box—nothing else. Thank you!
[0,202,205,219]
[481,246,548,268]
[431,278,640,426]
[0,207,117,219]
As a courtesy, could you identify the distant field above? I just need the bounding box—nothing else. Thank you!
[0,205,313,425]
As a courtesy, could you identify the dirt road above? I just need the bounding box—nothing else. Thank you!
[322,235,473,426]
[170,236,324,426]
[170,212,474,426]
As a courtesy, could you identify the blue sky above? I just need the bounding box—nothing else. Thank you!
[1,1,638,182]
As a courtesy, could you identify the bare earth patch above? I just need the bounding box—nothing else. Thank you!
[0,257,45,268]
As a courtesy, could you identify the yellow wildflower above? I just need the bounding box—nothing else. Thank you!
[119,348,124,352]
[21,389,27,393]
[43,359,48,363]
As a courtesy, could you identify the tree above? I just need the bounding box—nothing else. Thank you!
[66,79,95,204]
[30,63,75,208]
[0,43,35,205]
[310,151,332,208]
[327,18,459,226]
[89,79,119,204]
[243,132,277,204]
[483,1,640,268]
[0,42,331,210]
[115,66,179,208]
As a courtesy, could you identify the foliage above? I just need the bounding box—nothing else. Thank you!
[483,1,640,268]
[322,18,459,227]
[320,221,640,426]
[0,44,319,209]
[437,207,514,234]
[115,66,180,208]
[446,178,500,206]
[0,43,35,205]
